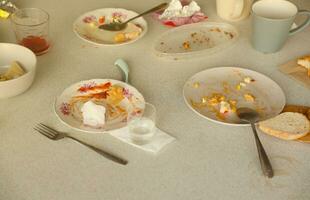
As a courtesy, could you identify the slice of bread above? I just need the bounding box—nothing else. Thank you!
[259,112,310,140]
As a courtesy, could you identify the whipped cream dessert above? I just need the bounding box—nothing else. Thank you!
[81,100,106,128]
[159,0,201,19]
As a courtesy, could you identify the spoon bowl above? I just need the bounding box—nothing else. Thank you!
[99,22,128,31]
[99,3,167,31]
[237,107,260,123]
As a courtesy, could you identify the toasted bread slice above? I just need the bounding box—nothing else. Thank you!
[259,112,310,140]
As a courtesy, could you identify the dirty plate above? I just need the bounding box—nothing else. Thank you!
[183,67,286,126]
[153,22,238,59]
[73,8,147,46]
[55,79,145,133]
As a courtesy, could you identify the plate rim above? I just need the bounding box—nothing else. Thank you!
[54,79,145,133]
[73,8,148,46]
[182,66,286,127]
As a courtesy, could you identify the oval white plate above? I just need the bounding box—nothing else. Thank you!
[55,79,145,133]
[183,67,286,126]
[73,8,148,46]
[153,22,239,59]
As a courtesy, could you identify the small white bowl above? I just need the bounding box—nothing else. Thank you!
[0,43,37,99]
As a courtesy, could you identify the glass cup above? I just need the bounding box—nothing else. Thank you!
[128,103,156,145]
[10,8,50,55]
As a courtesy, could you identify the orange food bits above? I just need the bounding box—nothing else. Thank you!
[99,16,105,24]
[114,33,126,43]
[182,41,191,50]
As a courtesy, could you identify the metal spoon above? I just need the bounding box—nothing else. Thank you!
[99,3,168,31]
[237,107,274,178]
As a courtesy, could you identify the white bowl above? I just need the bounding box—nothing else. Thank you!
[0,43,37,99]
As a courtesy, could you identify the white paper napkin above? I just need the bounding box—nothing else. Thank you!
[109,126,176,154]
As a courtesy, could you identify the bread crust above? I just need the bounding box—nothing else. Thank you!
[259,124,308,140]
[298,133,310,143]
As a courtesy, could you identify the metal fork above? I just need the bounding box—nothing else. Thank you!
[34,123,128,165]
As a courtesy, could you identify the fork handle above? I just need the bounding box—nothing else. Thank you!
[67,136,128,165]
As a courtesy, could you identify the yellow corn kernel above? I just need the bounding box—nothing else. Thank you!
[0,9,10,18]
[201,96,208,104]
[114,33,126,43]
[193,82,200,88]
[244,93,255,102]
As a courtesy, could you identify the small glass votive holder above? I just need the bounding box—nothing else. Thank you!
[10,8,50,55]
[128,103,157,145]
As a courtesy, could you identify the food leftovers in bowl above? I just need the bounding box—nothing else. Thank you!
[0,43,37,99]
[0,61,26,81]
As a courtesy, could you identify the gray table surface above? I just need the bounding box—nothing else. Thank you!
[1,0,310,199]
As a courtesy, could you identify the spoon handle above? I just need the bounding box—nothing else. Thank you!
[124,3,168,24]
[250,123,274,178]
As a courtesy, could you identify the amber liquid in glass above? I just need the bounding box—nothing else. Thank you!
[19,36,49,55]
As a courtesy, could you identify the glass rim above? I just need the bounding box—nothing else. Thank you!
[10,8,49,27]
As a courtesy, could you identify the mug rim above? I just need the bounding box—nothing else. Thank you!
[252,0,297,21]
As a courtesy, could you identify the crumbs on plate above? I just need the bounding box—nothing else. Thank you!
[190,75,261,121]
[182,41,191,50]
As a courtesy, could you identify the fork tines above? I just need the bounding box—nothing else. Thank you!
[34,123,58,139]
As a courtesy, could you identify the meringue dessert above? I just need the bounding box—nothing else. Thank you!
[81,100,106,128]
[159,0,201,19]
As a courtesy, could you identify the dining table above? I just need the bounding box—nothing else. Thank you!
[0,0,310,199]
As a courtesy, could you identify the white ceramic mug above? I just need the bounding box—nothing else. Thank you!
[216,0,254,21]
[251,0,310,53]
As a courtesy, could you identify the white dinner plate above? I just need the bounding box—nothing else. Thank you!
[183,67,286,126]
[153,22,239,59]
[55,79,145,133]
[73,8,147,46]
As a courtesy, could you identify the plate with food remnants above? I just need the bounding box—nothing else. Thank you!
[73,8,147,46]
[153,22,238,59]
[55,79,145,133]
[183,67,286,126]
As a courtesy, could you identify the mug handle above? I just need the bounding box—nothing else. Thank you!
[289,10,310,36]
